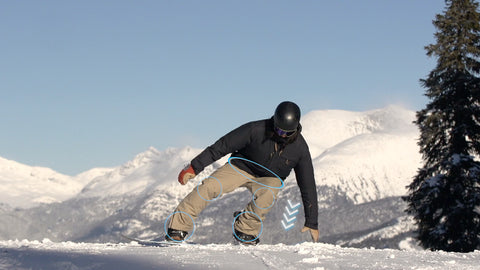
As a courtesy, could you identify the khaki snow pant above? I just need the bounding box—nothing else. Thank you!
[168,163,282,237]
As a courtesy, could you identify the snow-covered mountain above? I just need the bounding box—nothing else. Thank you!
[78,147,202,198]
[0,156,113,208]
[0,105,423,250]
[303,105,421,203]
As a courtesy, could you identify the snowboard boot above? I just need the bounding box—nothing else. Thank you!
[233,229,260,245]
[232,211,260,245]
[165,228,188,242]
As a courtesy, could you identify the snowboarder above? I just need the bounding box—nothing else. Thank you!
[166,101,319,245]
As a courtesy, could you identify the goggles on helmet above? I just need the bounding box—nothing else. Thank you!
[274,126,297,137]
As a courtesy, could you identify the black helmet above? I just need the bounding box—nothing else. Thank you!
[273,101,301,132]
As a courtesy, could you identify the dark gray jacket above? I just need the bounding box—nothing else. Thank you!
[190,118,318,229]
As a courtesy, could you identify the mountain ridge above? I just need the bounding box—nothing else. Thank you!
[0,105,420,208]
[0,105,423,249]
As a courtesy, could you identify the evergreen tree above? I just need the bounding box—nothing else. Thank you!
[404,0,480,252]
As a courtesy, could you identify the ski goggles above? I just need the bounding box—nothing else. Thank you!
[274,126,297,137]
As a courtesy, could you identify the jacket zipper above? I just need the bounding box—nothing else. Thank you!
[268,143,282,165]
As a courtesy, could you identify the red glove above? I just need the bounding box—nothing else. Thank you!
[178,165,196,185]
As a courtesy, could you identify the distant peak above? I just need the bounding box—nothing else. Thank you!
[132,147,161,162]
[146,146,160,154]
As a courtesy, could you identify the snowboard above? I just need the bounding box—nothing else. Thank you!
[121,234,193,247]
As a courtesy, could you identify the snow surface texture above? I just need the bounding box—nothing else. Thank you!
[1,106,446,267]
[0,239,479,270]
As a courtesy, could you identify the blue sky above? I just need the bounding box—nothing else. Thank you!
[1,1,445,175]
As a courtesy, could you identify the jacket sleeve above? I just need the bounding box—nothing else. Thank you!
[190,122,253,174]
[294,145,319,230]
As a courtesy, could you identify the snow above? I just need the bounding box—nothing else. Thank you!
[0,157,87,208]
[1,105,478,269]
[303,105,421,203]
[1,105,420,208]
[1,239,479,270]
[78,146,203,198]
[0,107,416,237]
[301,105,417,158]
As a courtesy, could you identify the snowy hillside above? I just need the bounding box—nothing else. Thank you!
[78,147,203,198]
[0,106,423,250]
[301,105,417,156]
[0,157,85,208]
[74,167,116,186]
[302,105,421,203]
[0,156,113,208]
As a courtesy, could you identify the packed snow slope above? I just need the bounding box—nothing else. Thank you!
[0,105,423,250]
[1,240,479,270]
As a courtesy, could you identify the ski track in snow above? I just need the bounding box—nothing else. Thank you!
[1,240,479,270]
